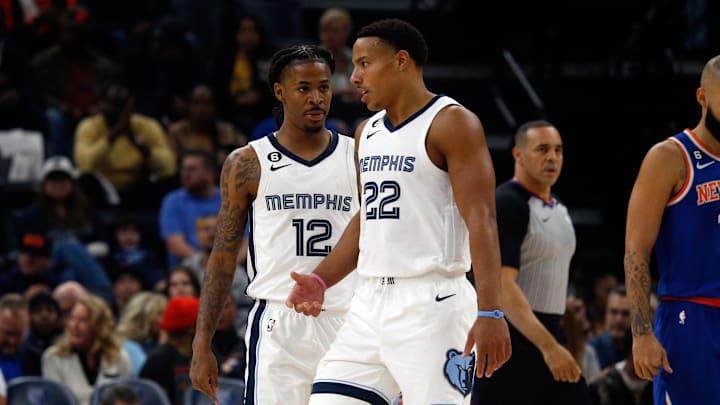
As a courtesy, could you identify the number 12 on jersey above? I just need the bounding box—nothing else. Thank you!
[292,219,332,256]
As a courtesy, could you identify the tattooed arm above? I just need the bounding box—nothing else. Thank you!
[624,140,684,381]
[191,146,259,401]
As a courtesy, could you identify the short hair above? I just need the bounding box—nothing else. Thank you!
[700,54,720,88]
[608,284,627,299]
[0,293,27,318]
[514,119,554,147]
[99,384,139,405]
[357,18,428,67]
[182,148,218,172]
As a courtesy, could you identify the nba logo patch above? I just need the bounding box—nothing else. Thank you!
[267,318,276,332]
[443,349,475,396]
[678,310,686,325]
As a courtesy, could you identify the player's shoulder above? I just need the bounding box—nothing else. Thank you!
[645,138,685,165]
[221,143,261,179]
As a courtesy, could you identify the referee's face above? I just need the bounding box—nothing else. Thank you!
[515,126,563,188]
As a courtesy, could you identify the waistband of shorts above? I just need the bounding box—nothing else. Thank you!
[661,296,720,308]
[359,272,467,287]
[261,299,348,315]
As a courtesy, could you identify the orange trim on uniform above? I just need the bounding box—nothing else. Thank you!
[667,137,692,204]
[662,296,720,308]
[685,128,720,160]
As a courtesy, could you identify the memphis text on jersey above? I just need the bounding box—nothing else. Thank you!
[265,193,354,212]
[359,155,415,173]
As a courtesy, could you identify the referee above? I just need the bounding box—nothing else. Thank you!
[472,120,591,404]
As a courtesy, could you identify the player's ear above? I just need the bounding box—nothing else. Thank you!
[697,86,706,108]
[273,82,284,102]
[396,50,411,71]
[512,146,521,162]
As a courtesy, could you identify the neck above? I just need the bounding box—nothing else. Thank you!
[275,127,330,161]
[168,334,193,356]
[383,81,434,127]
[513,175,552,203]
[190,184,215,199]
[692,124,720,154]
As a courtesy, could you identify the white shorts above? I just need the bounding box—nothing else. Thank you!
[309,274,477,405]
[244,300,347,405]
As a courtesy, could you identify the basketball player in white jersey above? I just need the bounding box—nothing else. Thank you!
[287,19,511,404]
[190,45,359,405]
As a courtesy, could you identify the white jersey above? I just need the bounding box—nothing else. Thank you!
[356,95,471,278]
[246,131,359,310]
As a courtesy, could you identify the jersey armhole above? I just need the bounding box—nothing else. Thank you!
[666,137,693,206]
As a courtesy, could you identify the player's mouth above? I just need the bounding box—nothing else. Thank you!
[305,109,326,121]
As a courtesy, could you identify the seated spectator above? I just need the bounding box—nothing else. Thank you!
[165,266,200,298]
[116,292,167,355]
[52,281,88,327]
[0,232,112,301]
[167,84,246,168]
[213,293,245,379]
[588,331,652,405]
[182,214,252,337]
[587,272,620,337]
[0,294,28,381]
[588,285,631,369]
[31,5,116,158]
[20,292,62,376]
[564,293,601,380]
[140,295,201,405]
[107,213,165,291]
[109,264,144,317]
[74,83,177,209]
[99,383,140,405]
[14,156,108,253]
[42,294,132,405]
[159,150,220,266]
[0,367,5,405]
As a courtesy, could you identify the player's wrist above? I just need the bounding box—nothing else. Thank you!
[477,309,504,319]
[309,272,328,291]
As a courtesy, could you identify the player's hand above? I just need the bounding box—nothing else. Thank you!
[285,271,325,317]
[633,333,672,381]
[541,343,582,383]
[464,317,511,378]
[190,344,219,404]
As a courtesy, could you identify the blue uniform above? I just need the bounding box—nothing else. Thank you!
[653,129,720,404]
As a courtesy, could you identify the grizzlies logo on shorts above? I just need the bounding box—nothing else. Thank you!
[444,349,475,396]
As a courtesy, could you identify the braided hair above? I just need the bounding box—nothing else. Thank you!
[267,45,335,127]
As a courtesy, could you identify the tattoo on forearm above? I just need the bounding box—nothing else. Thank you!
[197,257,235,335]
[624,251,653,336]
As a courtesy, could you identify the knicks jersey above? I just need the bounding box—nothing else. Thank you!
[246,131,359,310]
[356,95,470,278]
[655,129,720,298]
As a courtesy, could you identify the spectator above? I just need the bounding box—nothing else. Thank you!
[588,331,653,405]
[107,212,165,291]
[20,292,62,376]
[0,293,28,381]
[109,264,144,317]
[564,293,601,380]
[52,281,88,327]
[140,295,201,405]
[213,13,275,136]
[212,293,245,379]
[165,266,200,298]
[74,83,177,209]
[116,292,167,355]
[168,84,246,168]
[31,5,116,157]
[316,7,366,130]
[42,294,132,405]
[159,150,220,266]
[99,383,140,405]
[0,367,5,405]
[587,272,619,337]
[588,285,631,369]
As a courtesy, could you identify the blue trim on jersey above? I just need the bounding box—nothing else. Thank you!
[311,382,391,405]
[266,130,339,167]
[244,299,267,405]
[655,131,720,298]
[384,94,444,132]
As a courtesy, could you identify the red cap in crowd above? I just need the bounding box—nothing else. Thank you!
[160,296,200,332]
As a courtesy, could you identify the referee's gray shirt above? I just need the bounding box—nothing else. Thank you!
[496,180,576,316]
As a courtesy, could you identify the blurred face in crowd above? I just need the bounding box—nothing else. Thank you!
[188,86,215,123]
[514,125,563,190]
[67,302,94,350]
[100,85,132,127]
[319,16,351,53]
[168,271,197,297]
[235,16,260,51]
[18,252,52,276]
[43,172,74,201]
[566,294,590,335]
[113,274,143,309]
[180,155,214,193]
[196,215,217,252]
[0,308,27,355]
[605,292,631,339]
[593,274,619,313]
[116,225,140,250]
[30,303,60,336]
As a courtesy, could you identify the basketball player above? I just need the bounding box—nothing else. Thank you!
[625,54,720,404]
[286,19,511,404]
[189,45,359,404]
[472,121,591,404]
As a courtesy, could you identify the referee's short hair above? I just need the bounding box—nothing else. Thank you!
[99,384,139,405]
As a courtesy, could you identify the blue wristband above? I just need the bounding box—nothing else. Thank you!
[477,309,504,319]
